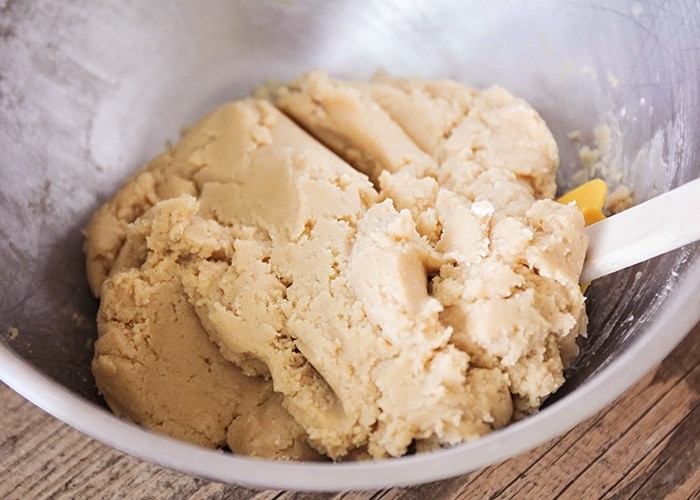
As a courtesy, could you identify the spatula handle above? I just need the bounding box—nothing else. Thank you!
[581,177,700,283]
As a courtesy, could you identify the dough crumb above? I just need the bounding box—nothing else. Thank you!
[568,130,581,141]
[605,184,634,215]
[7,326,19,340]
[579,124,612,174]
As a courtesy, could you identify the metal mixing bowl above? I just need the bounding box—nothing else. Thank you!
[1,0,699,491]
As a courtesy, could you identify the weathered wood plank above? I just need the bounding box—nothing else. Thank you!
[559,366,698,498]
[603,401,700,499]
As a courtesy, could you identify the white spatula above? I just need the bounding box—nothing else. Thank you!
[581,178,700,283]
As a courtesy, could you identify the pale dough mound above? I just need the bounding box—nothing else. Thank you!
[92,196,322,460]
[85,72,587,461]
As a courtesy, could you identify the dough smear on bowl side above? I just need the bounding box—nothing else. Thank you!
[85,72,588,461]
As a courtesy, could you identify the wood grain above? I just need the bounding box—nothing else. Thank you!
[1,324,698,499]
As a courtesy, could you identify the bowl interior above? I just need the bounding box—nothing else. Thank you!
[1,0,699,490]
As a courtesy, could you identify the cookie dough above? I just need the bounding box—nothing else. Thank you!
[85,71,587,461]
[92,196,322,460]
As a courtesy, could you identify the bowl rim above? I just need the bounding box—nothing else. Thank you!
[1,253,699,492]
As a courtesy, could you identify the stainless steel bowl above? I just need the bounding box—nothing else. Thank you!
[1,0,699,491]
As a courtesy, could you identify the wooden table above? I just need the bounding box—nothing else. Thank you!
[1,324,698,499]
